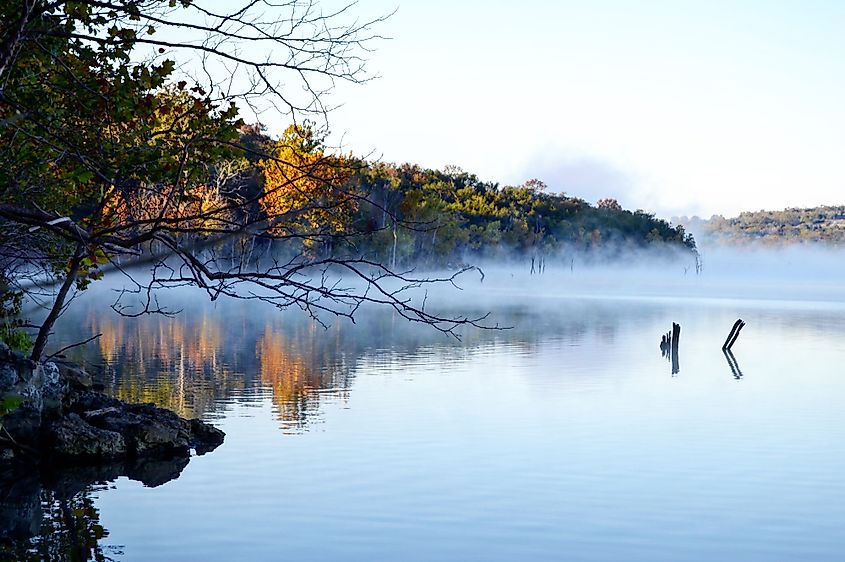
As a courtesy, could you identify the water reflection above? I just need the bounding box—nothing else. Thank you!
[723,349,744,380]
[0,456,189,561]
[84,307,248,420]
[49,290,664,432]
[256,323,352,431]
[48,287,845,431]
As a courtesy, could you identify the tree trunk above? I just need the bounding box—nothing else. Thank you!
[30,245,83,362]
[391,221,397,269]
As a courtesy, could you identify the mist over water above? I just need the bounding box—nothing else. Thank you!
[10,245,845,560]
[396,245,845,321]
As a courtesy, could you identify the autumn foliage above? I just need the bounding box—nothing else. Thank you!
[259,124,357,235]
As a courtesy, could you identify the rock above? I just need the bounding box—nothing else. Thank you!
[0,355,224,466]
[189,418,226,455]
[85,404,190,456]
[82,406,121,418]
[46,413,126,459]
[67,390,122,413]
[15,361,34,383]
[68,396,224,458]
[39,362,66,418]
[0,363,17,389]
[52,361,92,391]
[1,404,41,446]
[0,354,228,553]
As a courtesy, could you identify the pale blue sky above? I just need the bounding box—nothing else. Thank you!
[263,1,845,218]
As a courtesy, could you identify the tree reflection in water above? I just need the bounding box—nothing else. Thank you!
[55,301,367,431]
[256,323,352,431]
[49,290,657,432]
[0,456,189,561]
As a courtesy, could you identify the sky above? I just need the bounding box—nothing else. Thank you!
[255,0,845,219]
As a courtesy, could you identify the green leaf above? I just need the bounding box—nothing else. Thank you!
[0,395,23,417]
[160,59,176,76]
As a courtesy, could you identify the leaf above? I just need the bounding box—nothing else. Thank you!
[76,169,94,183]
[0,395,23,417]
[160,59,176,76]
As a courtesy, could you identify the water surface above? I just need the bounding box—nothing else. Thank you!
[6,268,845,561]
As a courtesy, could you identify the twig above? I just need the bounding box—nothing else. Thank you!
[45,333,103,360]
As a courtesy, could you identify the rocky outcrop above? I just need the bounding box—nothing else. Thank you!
[0,342,224,465]
[47,413,127,459]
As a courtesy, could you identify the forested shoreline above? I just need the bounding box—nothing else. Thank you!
[679,206,845,245]
[227,124,698,268]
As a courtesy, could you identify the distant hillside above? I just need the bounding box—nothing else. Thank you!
[679,206,845,245]
[239,125,697,265]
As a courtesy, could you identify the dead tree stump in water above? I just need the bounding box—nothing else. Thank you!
[671,322,680,355]
[671,323,680,374]
[722,319,746,351]
[659,323,681,374]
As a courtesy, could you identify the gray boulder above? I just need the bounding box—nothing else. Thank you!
[46,413,126,459]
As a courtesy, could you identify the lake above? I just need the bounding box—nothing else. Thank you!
[5,261,845,561]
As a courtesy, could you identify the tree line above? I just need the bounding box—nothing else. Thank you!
[237,123,697,268]
[680,206,845,245]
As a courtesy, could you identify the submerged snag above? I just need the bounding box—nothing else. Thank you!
[659,322,681,375]
[722,319,746,351]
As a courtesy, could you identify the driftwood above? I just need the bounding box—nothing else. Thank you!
[722,319,746,351]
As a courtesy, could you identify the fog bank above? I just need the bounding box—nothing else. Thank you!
[431,245,845,308]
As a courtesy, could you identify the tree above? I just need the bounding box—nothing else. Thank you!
[259,123,357,241]
[0,0,488,361]
[597,198,622,211]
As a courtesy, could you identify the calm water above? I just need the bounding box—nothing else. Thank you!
[6,267,845,560]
